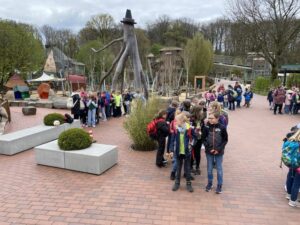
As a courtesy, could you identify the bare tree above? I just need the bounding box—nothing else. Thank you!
[228,0,300,79]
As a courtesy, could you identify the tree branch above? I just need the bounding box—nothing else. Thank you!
[91,37,124,53]
[99,43,126,86]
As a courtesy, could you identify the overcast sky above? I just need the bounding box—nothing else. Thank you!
[0,0,228,32]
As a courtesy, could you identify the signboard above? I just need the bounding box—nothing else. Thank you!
[194,76,206,91]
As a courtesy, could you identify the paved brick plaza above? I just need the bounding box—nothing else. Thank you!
[0,95,299,225]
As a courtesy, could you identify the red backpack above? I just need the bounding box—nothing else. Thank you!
[147,118,164,140]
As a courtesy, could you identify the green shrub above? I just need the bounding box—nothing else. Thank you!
[272,78,282,88]
[43,113,65,126]
[123,97,161,151]
[253,76,271,95]
[58,128,92,150]
[287,74,300,88]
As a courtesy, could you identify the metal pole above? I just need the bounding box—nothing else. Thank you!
[283,69,287,87]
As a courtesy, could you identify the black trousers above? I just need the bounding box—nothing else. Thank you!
[156,137,166,166]
[175,154,191,184]
[229,101,235,110]
[274,104,283,114]
[191,139,202,169]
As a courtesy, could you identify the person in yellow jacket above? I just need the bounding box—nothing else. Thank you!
[114,91,122,117]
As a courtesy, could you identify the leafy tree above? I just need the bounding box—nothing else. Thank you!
[84,14,120,43]
[75,40,114,84]
[150,43,162,56]
[147,15,171,45]
[184,33,213,81]
[0,20,44,88]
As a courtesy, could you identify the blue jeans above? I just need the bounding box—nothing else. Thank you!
[88,109,96,126]
[286,169,300,201]
[206,153,223,185]
[101,107,106,120]
[284,105,290,114]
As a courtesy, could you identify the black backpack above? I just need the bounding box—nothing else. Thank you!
[64,113,74,124]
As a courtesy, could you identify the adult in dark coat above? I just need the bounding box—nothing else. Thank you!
[71,93,81,119]
[273,86,286,115]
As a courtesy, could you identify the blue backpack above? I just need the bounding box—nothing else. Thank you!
[281,141,300,168]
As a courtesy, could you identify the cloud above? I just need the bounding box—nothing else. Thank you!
[0,0,226,32]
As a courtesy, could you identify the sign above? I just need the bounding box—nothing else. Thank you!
[194,76,206,91]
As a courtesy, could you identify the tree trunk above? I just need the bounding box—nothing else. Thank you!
[111,24,149,99]
[271,62,278,81]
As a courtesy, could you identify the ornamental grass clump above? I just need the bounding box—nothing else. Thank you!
[58,128,92,150]
[43,113,65,126]
[123,97,161,151]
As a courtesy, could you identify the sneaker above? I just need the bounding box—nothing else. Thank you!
[216,184,222,194]
[92,125,96,128]
[205,183,213,192]
[286,194,291,200]
[288,200,300,207]
[156,163,167,168]
[195,169,201,175]
[170,171,176,180]
[172,183,180,191]
[186,182,194,192]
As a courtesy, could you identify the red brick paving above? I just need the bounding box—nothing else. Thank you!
[0,95,299,225]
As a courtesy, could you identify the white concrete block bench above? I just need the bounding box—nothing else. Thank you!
[0,120,81,155]
[35,140,118,175]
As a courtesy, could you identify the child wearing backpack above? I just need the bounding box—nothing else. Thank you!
[170,113,194,192]
[152,110,169,168]
[243,88,253,108]
[283,130,300,207]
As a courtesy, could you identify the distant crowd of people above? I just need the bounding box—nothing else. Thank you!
[267,86,300,115]
[205,81,253,110]
[70,87,142,127]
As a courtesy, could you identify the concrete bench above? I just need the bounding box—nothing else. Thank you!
[35,140,118,175]
[0,120,81,155]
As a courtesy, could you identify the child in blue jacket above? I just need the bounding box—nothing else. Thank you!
[170,113,194,192]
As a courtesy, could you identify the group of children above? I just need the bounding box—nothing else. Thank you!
[267,86,300,115]
[71,88,133,127]
[153,97,228,193]
[205,82,253,110]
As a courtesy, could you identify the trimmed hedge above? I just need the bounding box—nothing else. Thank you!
[44,113,65,126]
[58,128,92,150]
